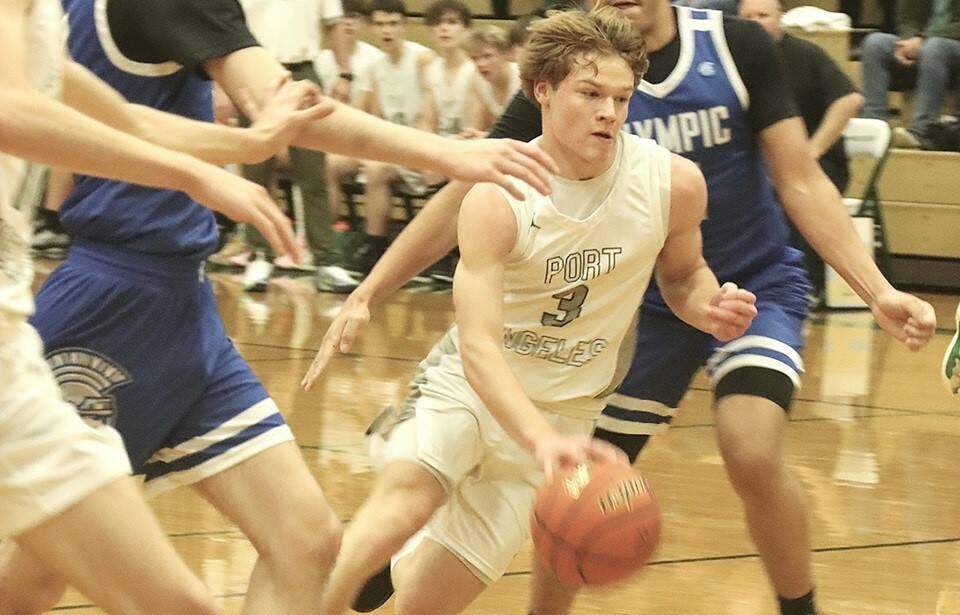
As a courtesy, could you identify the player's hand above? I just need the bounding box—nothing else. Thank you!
[870,288,936,351]
[239,75,337,162]
[189,164,298,261]
[301,292,371,390]
[707,282,757,342]
[536,433,628,483]
[440,138,559,199]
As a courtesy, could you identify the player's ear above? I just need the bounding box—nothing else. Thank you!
[533,79,551,107]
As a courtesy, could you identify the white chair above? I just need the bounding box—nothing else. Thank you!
[824,118,892,308]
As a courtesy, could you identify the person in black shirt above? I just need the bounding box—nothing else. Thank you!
[740,0,864,298]
[304,2,936,615]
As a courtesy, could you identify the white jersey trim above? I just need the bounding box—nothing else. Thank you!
[707,334,805,372]
[95,0,181,77]
[146,398,280,464]
[596,414,670,436]
[638,6,696,99]
[708,10,749,110]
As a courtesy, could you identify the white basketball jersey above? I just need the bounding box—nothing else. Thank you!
[476,62,520,119]
[368,40,429,125]
[0,0,65,321]
[314,41,383,107]
[423,57,475,136]
[447,134,672,419]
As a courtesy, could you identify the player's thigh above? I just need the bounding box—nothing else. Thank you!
[0,322,131,540]
[15,476,207,609]
[194,440,340,554]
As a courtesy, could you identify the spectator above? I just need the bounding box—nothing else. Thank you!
[421,0,475,138]
[326,0,434,274]
[464,26,520,136]
[741,0,864,302]
[314,0,384,109]
[240,0,360,292]
[861,0,960,149]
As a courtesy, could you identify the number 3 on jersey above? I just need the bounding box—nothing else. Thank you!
[542,284,589,327]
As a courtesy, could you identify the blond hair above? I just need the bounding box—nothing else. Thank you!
[520,7,648,103]
[464,25,511,54]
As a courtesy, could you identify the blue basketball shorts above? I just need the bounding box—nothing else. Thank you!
[596,248,810,454]
[31,242,293,496]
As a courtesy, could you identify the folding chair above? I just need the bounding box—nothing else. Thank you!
[824,118,892,307]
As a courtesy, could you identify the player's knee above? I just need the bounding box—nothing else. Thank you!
[372,465,446,538]
[263,502,343,572]
[719,441,783,497]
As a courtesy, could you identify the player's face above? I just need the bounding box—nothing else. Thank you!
[538,53,634,165]
[739,0,783,41]
[470,45,509,81]
[432,12,467,49]
[340,12,362,40]
[370,11,405,52]
[588,0,666,35]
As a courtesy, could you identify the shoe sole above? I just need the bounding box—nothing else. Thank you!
[941,305,960,395]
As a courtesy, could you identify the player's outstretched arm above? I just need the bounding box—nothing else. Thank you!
[63,62,334,166]
[455,184,620,481]
[205,46,558,200]
[0,12,296,258]
[301,180,471,388]
[655,156,757,342]
[761,117,935,350]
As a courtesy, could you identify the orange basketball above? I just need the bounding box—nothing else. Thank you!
[531,459,661,587]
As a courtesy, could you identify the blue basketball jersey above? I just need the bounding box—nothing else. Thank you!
[60,0,218,258]
[624,7,790,312]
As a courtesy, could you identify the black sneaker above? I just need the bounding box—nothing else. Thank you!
[352,565,394,613]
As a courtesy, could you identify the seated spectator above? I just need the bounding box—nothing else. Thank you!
[741,0,864,302]
[315,0,384,109]
[326,0,433,274]
[861,0,960,149]
[421,0,475,137]
[463,26,520,136]
[240,0,359,293]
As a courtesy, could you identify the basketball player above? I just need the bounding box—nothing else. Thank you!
[1,1,558,614]
[464,26,522,136]
[304,1,937,614]
[0,0,336,611]
[944,303,960,394]
[421,0,476,138]
[311,9,758,614]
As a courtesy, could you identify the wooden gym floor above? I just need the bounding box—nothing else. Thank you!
[40,264,960,615]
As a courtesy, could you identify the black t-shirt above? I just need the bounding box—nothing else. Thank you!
[491,10,797,142]
[779,33,857,190]
[107,0,258,73]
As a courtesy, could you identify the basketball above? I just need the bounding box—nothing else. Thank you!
[531,460,661,587]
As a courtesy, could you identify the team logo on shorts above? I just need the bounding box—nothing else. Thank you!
[698,61,716,77]
[46,348,132,428]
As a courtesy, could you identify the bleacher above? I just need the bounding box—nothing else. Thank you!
[783,0,960,289]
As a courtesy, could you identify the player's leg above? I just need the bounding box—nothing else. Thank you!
[528,555,578,615]
[708,253,815,614]
[14,476,217,615]
[192,441,342,614]
[390,535,487,615]
[0,323,215,615]
[321,458,448,615]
